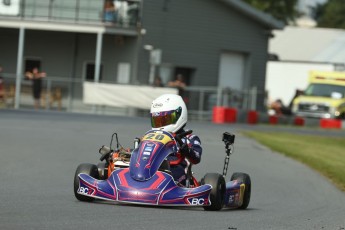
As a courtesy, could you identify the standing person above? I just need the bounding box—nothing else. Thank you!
[25,67,46,109]
[104,0,117,23]
[168,74,186,89]
[168,74,187,103]
[150,94,202,185]
[152,76,164,87]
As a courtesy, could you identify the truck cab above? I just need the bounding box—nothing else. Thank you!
[292,71,345,119]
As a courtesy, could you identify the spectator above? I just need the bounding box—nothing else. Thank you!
[270,90,304,116]
[270,99,288,115]
[104,0,117,23]
[168,74,186,89]
[25,67,46,109]
[153,76,164,87]
[168,74,187,103]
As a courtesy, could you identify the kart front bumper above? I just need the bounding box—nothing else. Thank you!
[77,168,212,206]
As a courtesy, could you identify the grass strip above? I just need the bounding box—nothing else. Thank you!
[242,131,345,191]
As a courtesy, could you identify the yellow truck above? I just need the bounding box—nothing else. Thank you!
[292,71,345,119]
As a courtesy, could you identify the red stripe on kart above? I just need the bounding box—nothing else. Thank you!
[146,172,165,190]
[118,169,129,187]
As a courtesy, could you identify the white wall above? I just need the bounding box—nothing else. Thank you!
[265,61,334,105]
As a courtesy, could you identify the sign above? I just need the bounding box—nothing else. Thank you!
[150,49,162,65]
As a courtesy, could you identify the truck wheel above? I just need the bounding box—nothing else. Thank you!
[202,173,225,211]
[231,172,251,209]
[74,163,99,202]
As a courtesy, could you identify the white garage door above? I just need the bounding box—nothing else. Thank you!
[218,52,245,91]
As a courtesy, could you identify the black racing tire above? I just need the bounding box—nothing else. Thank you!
[231,172,251,209]
[97,162,108,180]
[74,163,99,202]
[202,173,225,211]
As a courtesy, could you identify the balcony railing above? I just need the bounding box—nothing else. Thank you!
[0,0,141,27]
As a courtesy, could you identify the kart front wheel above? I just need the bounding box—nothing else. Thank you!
[202,173,225,211]
[231,172,251,209]
[74,163,99,202]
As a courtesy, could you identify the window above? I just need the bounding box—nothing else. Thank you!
[85,63,103,81]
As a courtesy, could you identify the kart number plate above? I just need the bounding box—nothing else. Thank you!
[142,133,172,144]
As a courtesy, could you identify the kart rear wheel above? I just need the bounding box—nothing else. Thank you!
[97,162,108,180]
[74,163,99,202]
[231,172,251,209]
[201,173,225,211]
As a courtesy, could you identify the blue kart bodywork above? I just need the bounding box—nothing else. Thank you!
[76,130,249,208]
[78,169,212,205]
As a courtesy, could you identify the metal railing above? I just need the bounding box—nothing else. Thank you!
[183,86,263,120]
[0,73,265,120]
[1,73,83,112]
[1,0,141,27]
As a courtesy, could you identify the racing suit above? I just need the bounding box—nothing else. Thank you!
[168,129,202,184]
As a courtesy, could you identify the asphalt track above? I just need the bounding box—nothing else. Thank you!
[0,109,344,230]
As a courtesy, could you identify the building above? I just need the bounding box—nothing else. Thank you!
[0,0,283,114]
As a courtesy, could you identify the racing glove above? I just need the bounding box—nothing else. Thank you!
[179,143,191,156]
[180,142,201,164]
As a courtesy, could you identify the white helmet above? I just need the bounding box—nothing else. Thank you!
[150,94,188,133]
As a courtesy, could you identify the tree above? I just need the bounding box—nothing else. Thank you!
[242,0,299,24]
[313,0,345,29]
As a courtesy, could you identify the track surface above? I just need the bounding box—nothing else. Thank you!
[0,110,344,230]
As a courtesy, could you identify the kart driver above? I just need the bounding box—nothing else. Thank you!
[150,94,202,185]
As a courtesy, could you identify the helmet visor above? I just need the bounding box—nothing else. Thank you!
[151,107,182,129]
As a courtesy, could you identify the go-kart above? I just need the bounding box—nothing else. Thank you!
[74,129,251,211]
